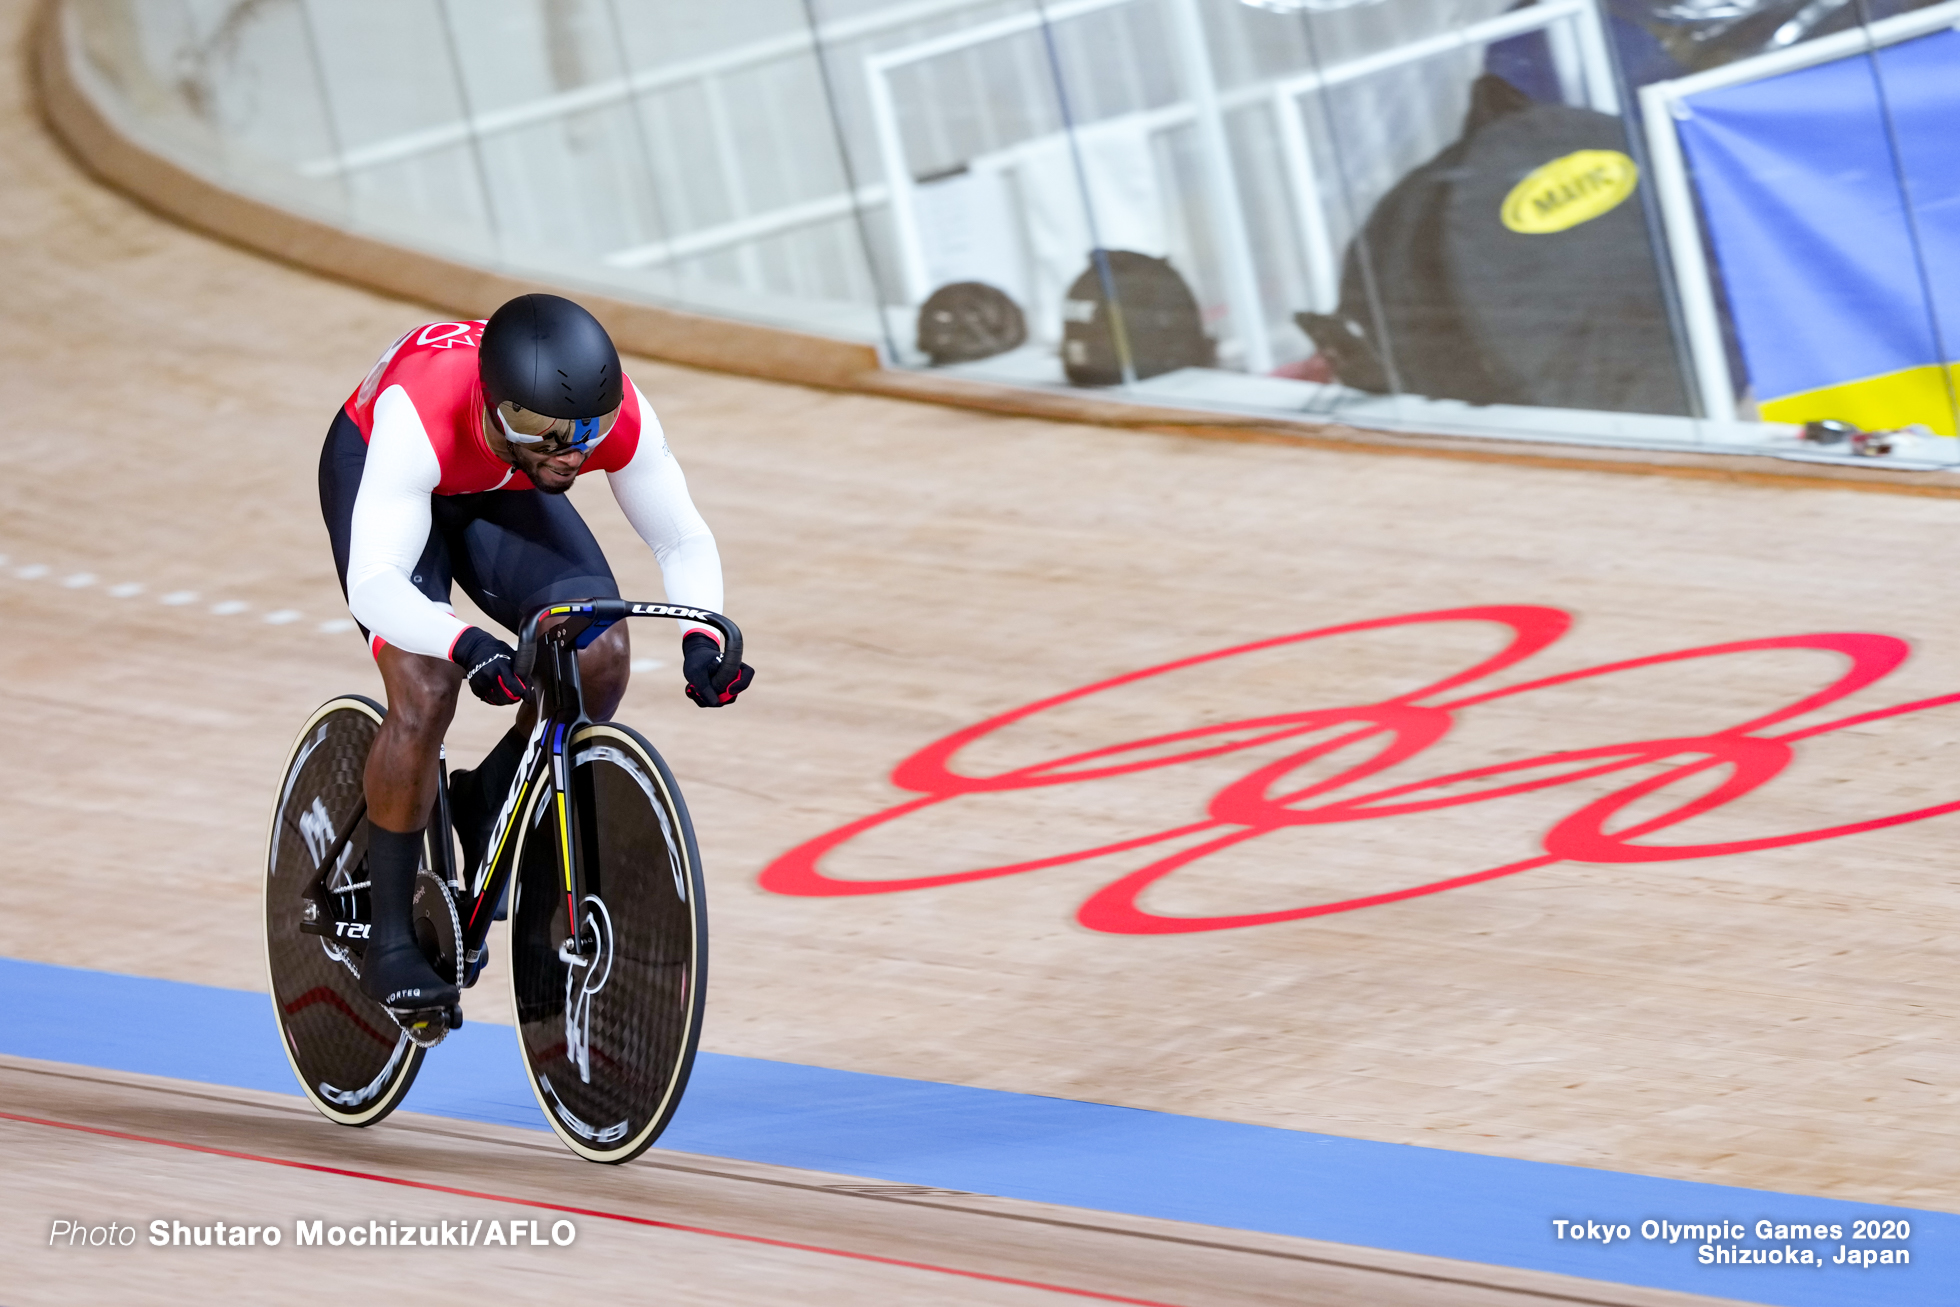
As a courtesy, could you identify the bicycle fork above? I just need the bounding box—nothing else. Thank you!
[542,632,596,961]
[457,629,595,969]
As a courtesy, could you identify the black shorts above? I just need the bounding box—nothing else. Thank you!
[319,408,619,644]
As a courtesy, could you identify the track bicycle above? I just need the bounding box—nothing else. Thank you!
[263,599,737,1163]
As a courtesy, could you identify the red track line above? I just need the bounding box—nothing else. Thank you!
[0,1110,1183,1307]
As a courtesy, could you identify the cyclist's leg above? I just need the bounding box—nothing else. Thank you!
[356,645,465,1008]
[364,646,463,833]
[319,408,463,1009]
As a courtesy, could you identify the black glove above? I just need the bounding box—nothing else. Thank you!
[452,627,533,706]
[682,631,754,707]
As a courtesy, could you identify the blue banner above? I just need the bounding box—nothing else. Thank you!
[1675,28,1960,431]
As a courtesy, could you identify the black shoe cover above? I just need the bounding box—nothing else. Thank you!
[360,938,460,1012]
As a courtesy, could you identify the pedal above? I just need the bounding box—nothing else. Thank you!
[387,1003,462,1049]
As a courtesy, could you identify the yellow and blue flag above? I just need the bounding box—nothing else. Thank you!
[1675,28,1960,433]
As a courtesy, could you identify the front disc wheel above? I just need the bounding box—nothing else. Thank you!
[508,723,707,1163]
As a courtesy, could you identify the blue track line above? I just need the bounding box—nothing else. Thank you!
[1,957,1947,1305]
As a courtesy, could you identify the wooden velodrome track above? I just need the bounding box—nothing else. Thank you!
[5,2,1959,1303]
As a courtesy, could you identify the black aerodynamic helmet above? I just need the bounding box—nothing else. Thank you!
[478,293,623,420]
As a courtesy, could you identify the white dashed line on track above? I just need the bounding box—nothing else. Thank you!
[4,548,682,659]
[1,546,357,640]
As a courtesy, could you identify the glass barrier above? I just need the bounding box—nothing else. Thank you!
[1275,0,1705,442]
[61,0,892,340]
[55,0,1960,468]
[805,0,1707,439]
[64,0,352,222]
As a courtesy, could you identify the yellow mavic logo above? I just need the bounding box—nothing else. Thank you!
[1501,150,1638,234]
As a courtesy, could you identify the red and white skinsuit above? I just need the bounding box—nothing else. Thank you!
[339,320,721,656]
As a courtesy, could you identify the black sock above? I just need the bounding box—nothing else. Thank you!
[366,825,425,955]
[362,824,457,1008]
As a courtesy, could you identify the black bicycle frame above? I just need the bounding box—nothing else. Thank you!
[456,599,742,966]
[300,599,740,972]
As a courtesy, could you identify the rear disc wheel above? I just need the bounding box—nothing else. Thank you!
[264,696,426,1126]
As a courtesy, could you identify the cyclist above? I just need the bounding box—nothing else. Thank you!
[319,293,753,1016]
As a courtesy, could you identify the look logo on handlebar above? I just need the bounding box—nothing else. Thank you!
[761,605,1960,934]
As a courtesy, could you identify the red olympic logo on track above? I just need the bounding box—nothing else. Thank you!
[760,606,1960,934]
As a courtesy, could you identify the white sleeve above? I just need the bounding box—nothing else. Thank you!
[344,385,470,659]
[607,381,725,642]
